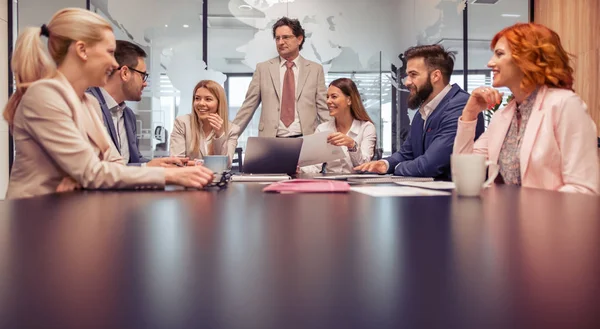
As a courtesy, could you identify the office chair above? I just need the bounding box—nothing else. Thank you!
[372,147,383,160]
[231,147,243,172]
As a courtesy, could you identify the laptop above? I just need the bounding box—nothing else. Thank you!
[242,137,303,175]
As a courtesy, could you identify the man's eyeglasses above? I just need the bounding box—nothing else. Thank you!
[275,35,296,42]
[119,66,149,82]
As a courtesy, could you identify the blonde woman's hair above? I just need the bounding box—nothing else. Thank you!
[190,80,229,156]
[3,8,113,128]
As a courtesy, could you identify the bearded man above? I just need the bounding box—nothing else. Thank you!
[355,45,485,180]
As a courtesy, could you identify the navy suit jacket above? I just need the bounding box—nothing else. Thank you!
[384,84,484,180]
[87,87,147,166]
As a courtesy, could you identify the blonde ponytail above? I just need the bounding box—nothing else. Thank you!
[3,27,56,126]
[3,7,112,128]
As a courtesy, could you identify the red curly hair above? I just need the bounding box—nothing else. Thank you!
[491,22,574,92]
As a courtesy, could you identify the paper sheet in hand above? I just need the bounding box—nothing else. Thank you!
[298,131,345,166]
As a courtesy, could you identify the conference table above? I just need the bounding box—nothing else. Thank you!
[0,180,599,329]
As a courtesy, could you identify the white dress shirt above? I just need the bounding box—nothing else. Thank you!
[301,119,377,174]
[100,88,130,163]
[418,84,451,127]
[276,55,302,137]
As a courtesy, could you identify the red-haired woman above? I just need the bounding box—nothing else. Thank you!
[454,23,599,194]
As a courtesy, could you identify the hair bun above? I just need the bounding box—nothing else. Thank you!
[40,24,50,37]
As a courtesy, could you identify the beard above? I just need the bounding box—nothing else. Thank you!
[407,77,434,109]
[124,81,142,102]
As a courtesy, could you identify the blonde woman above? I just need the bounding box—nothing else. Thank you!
[4,8,213,199]
[170,80,240,166]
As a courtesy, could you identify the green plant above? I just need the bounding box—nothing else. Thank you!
[484,93,513,123]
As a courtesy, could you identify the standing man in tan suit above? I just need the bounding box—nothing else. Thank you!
[233,17,329,138]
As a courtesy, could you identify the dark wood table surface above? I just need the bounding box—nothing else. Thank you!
[0,182,599,329]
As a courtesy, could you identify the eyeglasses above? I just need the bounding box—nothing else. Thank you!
[120,66,149,82]
[275,34,296,42]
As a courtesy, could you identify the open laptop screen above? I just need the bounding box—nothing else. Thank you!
[242,137,303,175]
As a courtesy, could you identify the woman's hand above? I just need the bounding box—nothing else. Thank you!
[165,166,214,188]
[207,113,225,137]
[327,132,355,148]
[462,86,504,121]
[56,176,81,193]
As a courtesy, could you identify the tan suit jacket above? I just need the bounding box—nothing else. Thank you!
[169,114,240,166]
[232,56,330,137]
[7,73,165,199]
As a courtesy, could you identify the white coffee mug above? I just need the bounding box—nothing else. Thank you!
[201,155,229,181]
[451,154,499,197]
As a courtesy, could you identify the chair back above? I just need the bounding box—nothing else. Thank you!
[232,147,243,172]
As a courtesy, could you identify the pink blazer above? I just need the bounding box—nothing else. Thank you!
[454,86,600,195]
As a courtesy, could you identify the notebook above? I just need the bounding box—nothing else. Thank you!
[263,179,351,193]
[311,174,384,180]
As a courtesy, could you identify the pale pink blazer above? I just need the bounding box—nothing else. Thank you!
[454,86,600,195]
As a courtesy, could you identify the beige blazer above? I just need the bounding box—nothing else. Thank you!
[454,86,600,195]
[232,56,330,137]
[7,73,165,199]
[169,113,240,165]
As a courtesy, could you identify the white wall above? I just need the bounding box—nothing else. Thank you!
[17,0,86,30]
[1,0,9,199]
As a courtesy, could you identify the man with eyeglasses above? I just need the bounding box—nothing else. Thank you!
[88,40,184,167]
[233,17,329,138]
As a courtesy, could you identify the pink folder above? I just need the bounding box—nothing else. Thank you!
[262,179,351,193]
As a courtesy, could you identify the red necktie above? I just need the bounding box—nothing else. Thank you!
[281,61,295,127]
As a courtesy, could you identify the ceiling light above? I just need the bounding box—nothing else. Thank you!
[501,14,521,18]
[183,24,189,28]
[164,24,168,27]
[238,4,252,10]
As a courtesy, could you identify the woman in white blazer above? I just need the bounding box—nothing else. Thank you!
[170,80,240,167]
[302,78,377,173]
[3,8,213,199]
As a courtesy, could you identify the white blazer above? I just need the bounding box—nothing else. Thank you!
[302,119,377,173]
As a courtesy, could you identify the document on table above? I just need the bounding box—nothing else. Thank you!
[311,174,384,180]
[351,186,451,197]
[230,174,291,182]
[298,131,345,166]
[395,181,456,190]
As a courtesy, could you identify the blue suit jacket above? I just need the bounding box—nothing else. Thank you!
[87,87,147,166]
[384,84,484,180]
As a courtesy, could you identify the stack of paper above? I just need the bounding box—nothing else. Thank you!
[395,181,455,190]
[230,174,291,182]
[351,186,451,197]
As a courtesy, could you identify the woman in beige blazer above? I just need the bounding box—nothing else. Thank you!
[3,8,213,199]
[170,80,240,166]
